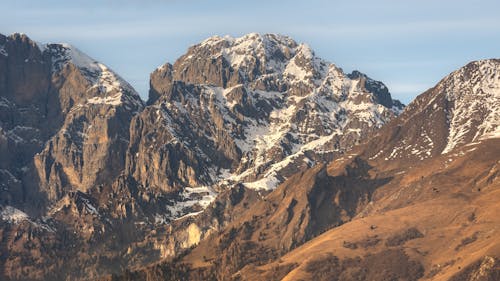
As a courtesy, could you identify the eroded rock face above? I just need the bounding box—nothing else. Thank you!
[0,33,50,106]
[449,256,500,281]
[35,44,143,203]
[0,32,144,213]
[0,33,146,280]
[108,59,500,281]
[136,33,403,196]
[0,32,405,281]
[0,33,56,212]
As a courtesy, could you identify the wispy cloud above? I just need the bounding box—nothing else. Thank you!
[6,16,248,41]
[291,18,500,38]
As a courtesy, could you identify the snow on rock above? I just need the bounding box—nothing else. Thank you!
[42,43,143,108]
[441,59,500,154]
[160,186,218,222]
[80,196,100,216]
[156,33,403,194]
[243,175,281,191]
[87,94,123,106]
[0,205,55,232]
[0,43,7,57]
[0,205,29,223]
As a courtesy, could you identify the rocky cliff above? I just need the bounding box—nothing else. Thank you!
[0,32,408,281]
[129,33,402,208]
[108,59,500,281]
[0,33,143,214]
[0,33,145,280]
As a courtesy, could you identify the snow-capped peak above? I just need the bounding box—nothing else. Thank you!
[150,33,403,193]
[177,33,338,91]
[440,59,500,153]
[200,33,297,50]
[42,43,143,107]
[205,33,300,72]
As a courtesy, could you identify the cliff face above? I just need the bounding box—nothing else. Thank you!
[0,33,53,212]
[0,34,143,215]
[33,43,143,203]
[107,59,500,281]
[0,33,146,280]
[133,33,403,196]
[0,33,408,281]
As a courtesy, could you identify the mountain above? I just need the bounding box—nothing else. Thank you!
[128,33,402,215]
[108,60,500,280]
[2,31,497,281]
[0,32,404,280]
[0,33,143,211]
[361,59,500,164]
[0,33,145,280]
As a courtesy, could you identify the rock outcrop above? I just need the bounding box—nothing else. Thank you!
[108,59,500,281]
[0,33,143,214]
[0,33,144,280]
[132,33,403,197]
[0,32,408,281]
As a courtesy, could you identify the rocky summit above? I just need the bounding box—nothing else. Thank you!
[0,32,499,281]
[142,33,402,192]
[0,33,144,211]
[105,58,500,281]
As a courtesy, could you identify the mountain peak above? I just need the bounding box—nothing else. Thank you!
[0,32,143,108]
[145,33,404,193]
[347,70,403,110]
[439,59,500,152]
[42,43,143,107]
[200,33,298,49]
[44,43,99,72]
[364,58,500,165]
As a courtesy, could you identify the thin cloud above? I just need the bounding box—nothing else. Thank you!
[291,18,500,37]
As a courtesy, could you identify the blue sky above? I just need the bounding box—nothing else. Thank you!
[2,0,500,104]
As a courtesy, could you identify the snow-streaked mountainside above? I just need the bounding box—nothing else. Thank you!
[1,33,404,280]
[109,55,500,281]
[144,33,403,197]
[42,43,143,108]
[0,32,143,212]
[360,59,500,166]
[440,59,500,152]
[2,32,500,281]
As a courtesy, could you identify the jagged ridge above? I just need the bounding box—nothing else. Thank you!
[139,33,403,198]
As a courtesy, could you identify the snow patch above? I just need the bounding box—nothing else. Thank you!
[243,175,281,191]
[442,60,500,153]
[1,206,29,223]
[87,93,122,106]
[45,43,143,109]
[0,45,7,57]
[0,205,55,232]
[163,186,218,222]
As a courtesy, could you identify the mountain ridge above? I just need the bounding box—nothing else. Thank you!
[0,32,404,280]
[144,32,403,193]
[0,32,499,281]
[105,57,500,281]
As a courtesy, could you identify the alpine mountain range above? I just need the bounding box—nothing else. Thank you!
[0,32,498,281]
